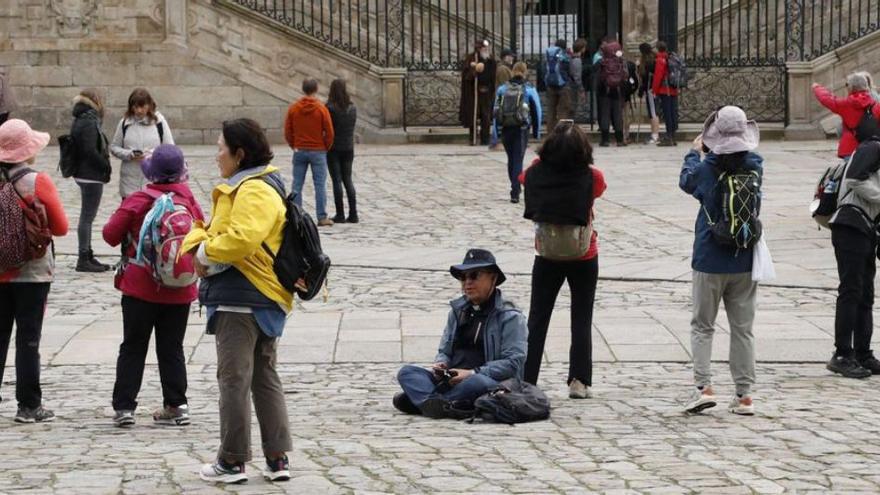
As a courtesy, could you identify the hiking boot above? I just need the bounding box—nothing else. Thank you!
[729,396,755,416]
[76,256,108,273]
[113,410,135,428]
[510,192,520,204]
[317,218,334,227]
[392,392,421,415]
[683,386,717,414]
[89,252,111,271]
[616,141,628,147]
[827,355,871,379]
[568,378,593,399]
[346,215,359,224]
[857,353,880,375]
[14,405,55,423]
[419,397,451,419]
[656,137,676,147]
[331,215,346,224]
[263,455,290,482]
[200,460,247,484]
[152,404,190,426]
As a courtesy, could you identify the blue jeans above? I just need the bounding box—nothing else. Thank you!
[397,365,499,409]
[501,127,528,198]
[292,150,329,220]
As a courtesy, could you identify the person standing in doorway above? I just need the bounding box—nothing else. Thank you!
[285,78,335,226]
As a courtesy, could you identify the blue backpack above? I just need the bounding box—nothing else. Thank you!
[544,46,569,88]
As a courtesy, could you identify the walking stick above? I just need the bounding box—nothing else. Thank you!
[472,51,479,146]
[635,97,642,144]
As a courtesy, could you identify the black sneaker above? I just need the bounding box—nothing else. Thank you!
[332,215,346,224]
[263,455,290,482]
[857,353,880,375]
[76,257,108,273]
[392,392,420,415]
[656,138,676,147]
[346,215,359,224]
[14,405,55,423]
[827,355,871,379]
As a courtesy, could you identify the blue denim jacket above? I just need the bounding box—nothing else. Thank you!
[679,150,764,273]
[434,290,528,381]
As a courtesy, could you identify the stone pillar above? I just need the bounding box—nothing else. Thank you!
[622,0,657,56]
[785,58,834,140]
[165,0,188,46]
[376,67,407,128]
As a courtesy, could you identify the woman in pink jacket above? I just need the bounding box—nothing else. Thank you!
[102,144,204,428]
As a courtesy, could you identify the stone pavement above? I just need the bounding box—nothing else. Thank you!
[17,141,852,367]
[4,140,880,494]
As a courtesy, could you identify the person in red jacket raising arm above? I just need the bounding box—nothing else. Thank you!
[652,41,680,147]
[813,73,880,159]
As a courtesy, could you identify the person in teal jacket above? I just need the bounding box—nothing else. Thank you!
[493,62,543,203]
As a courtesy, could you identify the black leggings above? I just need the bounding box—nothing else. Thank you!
[77,181,103,255]
[525,256,599,386]
[0,282,51,408]
[327,149,357,219]
[831,225,876,359]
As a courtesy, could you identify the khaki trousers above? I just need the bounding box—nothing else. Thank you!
[214,312,292,462]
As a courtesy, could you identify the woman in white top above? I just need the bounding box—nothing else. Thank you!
[110,88,174,198]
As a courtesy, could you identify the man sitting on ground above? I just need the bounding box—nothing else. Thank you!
[393,249,528,419]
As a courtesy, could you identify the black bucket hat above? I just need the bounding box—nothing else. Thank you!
[450,248,507,286]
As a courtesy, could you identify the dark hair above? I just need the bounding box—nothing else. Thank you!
[327,79,352,109]
[221,118,274,170]
[639,42,653,55]
[555,39,567,50]
[656,40,668,52]
[79,88,105,118]
[716,151,749,171]
[573,38,588,54]
[302,79,319,95]
[537,122,594,170]
[601,35,617,44]
[125,88,157,121]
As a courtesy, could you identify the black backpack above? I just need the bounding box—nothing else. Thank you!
[471,379,550,424]
[704,166,763,250]
[57,134,77,178]
[495,82,529,128]
[258,178,331,301]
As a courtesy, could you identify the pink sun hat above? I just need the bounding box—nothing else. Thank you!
[0,119,51,164]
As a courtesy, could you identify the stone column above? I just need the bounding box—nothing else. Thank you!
[621,0,657,56]
[165,0,188,46]
[375,68,407,128]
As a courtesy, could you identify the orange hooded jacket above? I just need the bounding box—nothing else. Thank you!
[284,96,335,151]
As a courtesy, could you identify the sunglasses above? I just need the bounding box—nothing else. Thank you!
[459,270,489,282]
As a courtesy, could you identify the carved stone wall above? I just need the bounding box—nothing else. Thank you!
[0,0,403,144]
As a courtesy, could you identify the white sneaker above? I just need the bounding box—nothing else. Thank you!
[200,461,248,484]
[683,386,717,413]
[729,396,755,416]
[568,379,593,399]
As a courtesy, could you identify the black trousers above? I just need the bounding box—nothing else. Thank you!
[327,149,357,219]
[597,92,624,143]
[525,256,599,386]
[112,296,190,411]
[658,94,679,137]
[0,282,50,408]
[77,181,103,255]
[468,91,494,145]
[831,225,876,359]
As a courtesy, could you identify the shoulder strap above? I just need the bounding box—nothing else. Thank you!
[157,121,164,143]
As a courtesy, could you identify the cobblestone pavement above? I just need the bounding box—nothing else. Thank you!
[1,363,879,494]
[4,141,879,493]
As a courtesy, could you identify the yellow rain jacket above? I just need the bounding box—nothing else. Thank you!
[181,165,294,312]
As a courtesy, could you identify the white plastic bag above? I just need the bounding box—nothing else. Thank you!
[752,235,776,282]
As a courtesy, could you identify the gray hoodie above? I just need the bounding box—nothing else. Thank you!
[110,112,174,198]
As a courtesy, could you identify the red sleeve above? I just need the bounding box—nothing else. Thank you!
[519,158,540,185]
[652,57,666,94]
[591,166,606,200]
[102,196,144,247]
[323,106,335,150]
[812,84,843,113]
[34,174,68,236]
[283,103,296,149]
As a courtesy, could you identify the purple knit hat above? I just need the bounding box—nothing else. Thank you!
[141,144,188,183]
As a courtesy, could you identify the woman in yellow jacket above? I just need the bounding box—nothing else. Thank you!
[181,119,294,484]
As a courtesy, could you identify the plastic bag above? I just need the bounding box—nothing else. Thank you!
[751,235,776,282]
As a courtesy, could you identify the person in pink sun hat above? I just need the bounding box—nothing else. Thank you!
[0,119,69,423]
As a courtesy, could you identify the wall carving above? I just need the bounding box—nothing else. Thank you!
[49,0,98,37]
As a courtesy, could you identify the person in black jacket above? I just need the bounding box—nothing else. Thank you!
[69,89,112,272]
[826,112,880,378]
[326,79,359,224]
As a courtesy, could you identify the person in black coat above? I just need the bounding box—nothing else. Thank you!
[326,79,359,224]
[69,89,112,272]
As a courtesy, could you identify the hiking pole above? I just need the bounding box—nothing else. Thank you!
[472,50,479,146]
[635,97,642,144]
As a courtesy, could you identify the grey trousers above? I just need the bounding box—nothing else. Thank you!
[690,271,757,396]
[214,312,292,462]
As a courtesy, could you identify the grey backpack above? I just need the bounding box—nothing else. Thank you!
[471,379,550,424]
